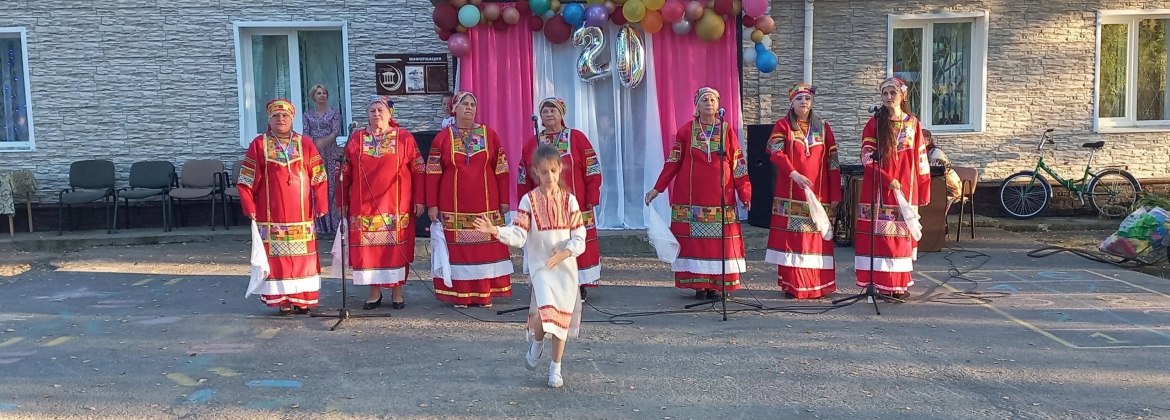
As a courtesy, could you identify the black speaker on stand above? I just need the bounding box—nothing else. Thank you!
[745,123,776,229]
[413,130,438,238]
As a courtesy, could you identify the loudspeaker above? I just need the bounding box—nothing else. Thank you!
[745,123,776,228]
[414,130,439,237]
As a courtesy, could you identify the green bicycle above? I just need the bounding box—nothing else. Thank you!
[998,128,1141,219]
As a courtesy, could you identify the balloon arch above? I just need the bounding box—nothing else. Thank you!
[432,0,779,74]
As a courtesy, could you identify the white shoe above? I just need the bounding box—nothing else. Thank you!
[524,341,543,371]
[548,372,563,388]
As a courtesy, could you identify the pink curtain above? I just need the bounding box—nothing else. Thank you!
[650,21,741,152]
[457,21,534,208]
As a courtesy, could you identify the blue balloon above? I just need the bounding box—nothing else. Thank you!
[531,0,552,16]
[562,4,586,28]
[756,50,778,73]
[754,41,766,52]
[457,4,481,28]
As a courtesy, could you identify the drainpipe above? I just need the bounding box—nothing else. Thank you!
[804,0,814,83]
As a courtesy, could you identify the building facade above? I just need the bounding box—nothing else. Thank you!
[2,0,1168,201]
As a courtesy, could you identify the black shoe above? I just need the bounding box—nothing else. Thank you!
[891,292,909,300]
[706,289,719,300]
[293,306,311,315]
[784,291,797,299]
[695,289,707,300]
[579,286,588,302]
[363,295,383,310]
[391,300,405,310]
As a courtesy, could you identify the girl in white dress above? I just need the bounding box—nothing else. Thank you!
[473,144,586,388]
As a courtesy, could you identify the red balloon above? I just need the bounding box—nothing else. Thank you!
[438,28,453,41]
[527,15,545,31]
[433,4,459,30]
[544,15,572,44]
[611,9,628,25]
[742,15,756,27]
[713,0,734,16]
[516,0,531,14]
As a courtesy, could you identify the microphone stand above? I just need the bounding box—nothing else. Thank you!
[497,116,544,317]
[312,153,395,330]
[685,117,762,320]
[832,149,901,314]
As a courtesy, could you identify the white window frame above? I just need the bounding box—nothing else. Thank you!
[0,27,35,152]
[887,11,989,134]
[232,21,352,147]
[1095,10,1170,133]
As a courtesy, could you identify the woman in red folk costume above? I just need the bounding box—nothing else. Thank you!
[855,77,931,299]
[765,83,842,299]
[238,99,329,314]
[517,98,602,301]
[645,87,752,300]
[338,96,424,310]
[425,91,513,308]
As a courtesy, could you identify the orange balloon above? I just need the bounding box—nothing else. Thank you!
[451,0,468,7]
[755,15,776,35]
[642,10,664,33]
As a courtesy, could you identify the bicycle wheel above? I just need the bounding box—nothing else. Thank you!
[1088,169,1140,218]
[999,171,1051,219]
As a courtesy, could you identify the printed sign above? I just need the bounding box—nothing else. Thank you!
[375,54,450,95]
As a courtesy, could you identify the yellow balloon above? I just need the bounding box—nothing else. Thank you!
[644,0,665,10]
[695,8,725,41]
[750,29,764,43]
[551,0,561,12]
[731,0,742,16]
[587,0,605,3]
[623,0,647,23]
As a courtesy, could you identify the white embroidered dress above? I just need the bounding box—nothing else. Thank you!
[495,190,586,340]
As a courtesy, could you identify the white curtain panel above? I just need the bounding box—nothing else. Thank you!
[532,25,668,229]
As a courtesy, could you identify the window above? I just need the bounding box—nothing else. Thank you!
[0,27,34,152]
[888,12,989,133]
[1097,11,1170,131]
[233,22,352,146]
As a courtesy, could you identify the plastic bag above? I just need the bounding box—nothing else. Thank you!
[803,187,834,241]
[330,219,348,278]
[893,189,923,241]
[245,220,271,297]
[430,221,453,288]
[644,205,680,263]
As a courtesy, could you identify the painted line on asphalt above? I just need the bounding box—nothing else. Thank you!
[132,278,155,286]
[245,380,302,388]
[919,272,1078,348]
[39,336,73,347]
[0,402,16,411]
[185,388,216,404]
[256,328,279,339]
[209,367,240,377]
[0,337,24,348]
[164,278,184,286]
[166,373,201,387]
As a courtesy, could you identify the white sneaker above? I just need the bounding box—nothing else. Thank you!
[548,372,563,388]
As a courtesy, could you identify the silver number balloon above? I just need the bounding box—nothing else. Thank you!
[616,25,645,89]
[573,26,611,83]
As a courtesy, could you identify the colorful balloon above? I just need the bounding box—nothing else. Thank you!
[528,14,545,31]
[483,4,501,21]
[644,0,665,11]
[531,0,552,15]
[713,0,733,16]
[457,4,482,28]
[433,4,459,30]
[502,7,521,25]
[660,0,685,23]
[585,5,609,27]
[671,19,691,35]
[755,15,776,35]
[695,9,724,41]
[743,0,767,17]
[684,1,704,21]
[623,0,647,23]
[562,3,586,27]
[448,33,471,58]
[545,15,574,44]
[756,49,777,73]
[742,46,756,66]
[641,10,664,33]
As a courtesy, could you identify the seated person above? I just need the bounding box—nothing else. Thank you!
[923,129,962,212]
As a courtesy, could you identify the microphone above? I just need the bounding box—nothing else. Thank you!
[868,105,881,114]
[717,107,726,122]
[531,115,538,122]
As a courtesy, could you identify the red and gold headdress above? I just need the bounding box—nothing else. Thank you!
[450,91,477,116]
[266,98,295,117]
[788,83,817,101]
[879,77,908,94]
[692,87,720,117]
